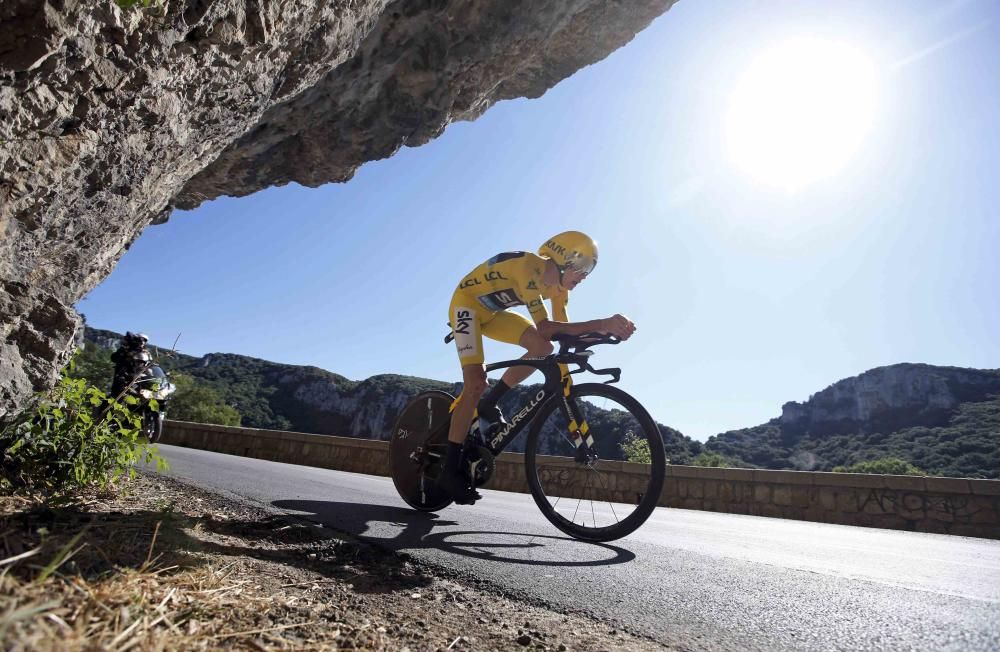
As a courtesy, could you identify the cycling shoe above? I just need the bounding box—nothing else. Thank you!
[438,467,482,505]
[477,405,507,438]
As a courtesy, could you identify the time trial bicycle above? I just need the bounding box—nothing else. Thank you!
[389,333,666,542]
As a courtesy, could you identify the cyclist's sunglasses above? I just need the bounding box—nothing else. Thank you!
[566,254,597,277]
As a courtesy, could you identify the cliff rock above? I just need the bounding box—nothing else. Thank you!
[706,363,1000,477]
[778,364,1000,435]
[0,0,676,419]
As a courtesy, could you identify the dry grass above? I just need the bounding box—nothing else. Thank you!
[1,474,666,651]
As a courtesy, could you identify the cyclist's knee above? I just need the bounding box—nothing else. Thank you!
[522,329,554,356]
[461,365,488,399]
[532,339,555,356]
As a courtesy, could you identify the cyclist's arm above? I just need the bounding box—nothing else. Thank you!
[535,317,609,340]
[534,289,587,339]
[536,295,635,340]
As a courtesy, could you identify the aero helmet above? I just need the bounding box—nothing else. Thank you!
[537,231,598,277]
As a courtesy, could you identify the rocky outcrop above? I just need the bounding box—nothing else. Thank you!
[277,369,456,439]
[706,363,1000,477]
[0,0,676,420]
[778,364,1000,435]
[0,280,79,412]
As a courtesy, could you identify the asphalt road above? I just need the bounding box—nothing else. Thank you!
[154,444,1000,651]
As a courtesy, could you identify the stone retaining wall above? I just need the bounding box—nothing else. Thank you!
[161,421,1000,539]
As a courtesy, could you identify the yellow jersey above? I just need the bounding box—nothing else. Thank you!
[453,251,568,323]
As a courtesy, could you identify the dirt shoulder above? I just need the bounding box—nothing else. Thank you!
[1,472,667,650]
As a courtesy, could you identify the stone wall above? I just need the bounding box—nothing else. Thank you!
[661,466,999,539]
[162,421,1000,539]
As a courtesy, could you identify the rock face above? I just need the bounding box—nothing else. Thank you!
[0,0,676,420]
[705,363,1000,477]
[778,364,1000,435]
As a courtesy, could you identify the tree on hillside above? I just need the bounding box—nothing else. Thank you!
[67,344,116,393]
[621,433,652,463]
[831,457,926,476]
[168,374,241,426]
[692,452,739,468]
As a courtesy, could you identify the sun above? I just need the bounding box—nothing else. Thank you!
[725,38,877,190]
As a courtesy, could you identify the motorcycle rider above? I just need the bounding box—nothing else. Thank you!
[110,332,151,399]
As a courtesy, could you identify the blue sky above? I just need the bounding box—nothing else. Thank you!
[79,0,1000,441]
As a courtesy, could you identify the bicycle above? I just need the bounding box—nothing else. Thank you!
[389,333,667,542]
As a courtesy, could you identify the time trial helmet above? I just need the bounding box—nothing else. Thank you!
[537,231,598,276]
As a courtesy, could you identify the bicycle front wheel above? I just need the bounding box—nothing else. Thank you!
[524,383,666,542]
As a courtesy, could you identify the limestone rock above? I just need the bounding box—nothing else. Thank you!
[778,363,1000,431]
[0,0,677,419]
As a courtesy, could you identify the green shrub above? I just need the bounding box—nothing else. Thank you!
[692,452,734,468]
[621,433,652,464]
[66,344,115,393]
[0,375,167,496]
[831,457,926,476]
[167,373,241,426]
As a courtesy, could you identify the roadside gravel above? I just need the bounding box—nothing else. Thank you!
[1,472,668,650]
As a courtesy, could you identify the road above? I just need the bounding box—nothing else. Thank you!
[154,444,1000,651]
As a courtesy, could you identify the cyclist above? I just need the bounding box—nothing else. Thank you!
[443,231,636,504]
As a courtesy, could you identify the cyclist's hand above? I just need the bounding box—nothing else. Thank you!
[601,314,636,340]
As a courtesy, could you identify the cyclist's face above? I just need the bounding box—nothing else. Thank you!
[562,268,588,289]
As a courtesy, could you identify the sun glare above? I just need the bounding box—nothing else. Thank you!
[725,38,877,190]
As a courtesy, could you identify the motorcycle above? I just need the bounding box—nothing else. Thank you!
[131,354,177,443]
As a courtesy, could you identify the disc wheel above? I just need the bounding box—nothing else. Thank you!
[525,383,666,542]
[389,390,455,512]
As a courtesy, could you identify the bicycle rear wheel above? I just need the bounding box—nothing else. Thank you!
[524,383,666,542]
[389,390,455,511]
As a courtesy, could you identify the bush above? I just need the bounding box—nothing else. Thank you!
[692,452,734,468]
[621,433,652,464]
[0,375,167,496]
[167,373,241,426]
[831,457,926,476]
[67,344,115,393]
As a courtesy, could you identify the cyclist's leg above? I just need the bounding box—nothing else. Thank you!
[476,314,553,424]
[481,312,554,388]
[443,363,485,503]
[443,301,488,503]
[447,363,486,444]
[503,323,555,387]
[446,300,489,444]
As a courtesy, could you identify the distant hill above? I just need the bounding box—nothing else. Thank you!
[80,328,701,463]
[704,364,1000,479]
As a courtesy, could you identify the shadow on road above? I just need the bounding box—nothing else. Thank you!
[272,499,637,567]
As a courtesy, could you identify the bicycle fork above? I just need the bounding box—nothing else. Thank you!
[561,377,598,465]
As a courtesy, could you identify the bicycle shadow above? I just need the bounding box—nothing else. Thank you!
[271,499,637,567]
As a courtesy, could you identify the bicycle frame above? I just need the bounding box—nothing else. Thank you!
[475,341,616,456]
[479,356,568,454]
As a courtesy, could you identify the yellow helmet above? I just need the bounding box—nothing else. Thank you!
[537,231,598,275]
